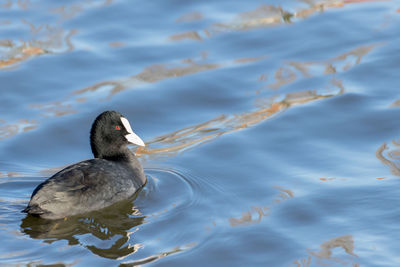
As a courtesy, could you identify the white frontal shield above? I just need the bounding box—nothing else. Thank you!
[121,117,145,146]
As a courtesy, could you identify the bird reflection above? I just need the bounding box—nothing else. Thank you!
[20,194,145,260]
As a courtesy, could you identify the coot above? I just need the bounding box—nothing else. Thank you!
[23,111,146,219]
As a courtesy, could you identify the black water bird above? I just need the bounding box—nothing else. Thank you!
[23,111,146,219]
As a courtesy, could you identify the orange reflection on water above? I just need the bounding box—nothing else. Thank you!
[229,206,270,227]
[311,235,357,258]
[0,0,90,70]
[218,4,284,31]
[293,235,359,266]
[120,242,197,266]
[50,0,116,21]
[228,187,293,227]
[0,41,375,164]
[169,31,203,42]
[344,0,390,3]
[172,5,285,41]
[260,44,377,91]
[171,1,387,42]
[0,44,45,69]
[0,43,368,156]
[31,102,78,118]
[391,99,400,107]
[0,26,77,69]
[319,177,348,181]
[109,41,125,48]
[0,119,37,141]
[0,53,264,144]
[137,87,342,160]
[0,0,31,10]
[51,4,83,20]
[175,12,203,23]
[72,54,264,99]
[376,139,400,176]
[0,171,21,178]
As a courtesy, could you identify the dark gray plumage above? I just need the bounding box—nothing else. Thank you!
[23,111,146,219]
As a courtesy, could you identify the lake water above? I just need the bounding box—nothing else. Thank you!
[1,0,400,266]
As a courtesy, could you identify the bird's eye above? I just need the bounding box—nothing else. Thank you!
[115,126,121,130]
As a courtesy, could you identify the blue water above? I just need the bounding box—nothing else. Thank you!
[1,0,400,266]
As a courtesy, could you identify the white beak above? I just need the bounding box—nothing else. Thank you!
[121,117,145,146]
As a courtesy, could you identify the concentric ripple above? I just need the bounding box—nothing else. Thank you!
[119,166,223,264]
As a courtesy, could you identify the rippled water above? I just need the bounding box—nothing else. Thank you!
[1,0,400,266]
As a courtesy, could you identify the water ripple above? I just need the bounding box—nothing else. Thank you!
[0,166,220,263]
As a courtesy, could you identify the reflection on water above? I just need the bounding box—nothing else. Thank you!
[120,242,196,267]
[171,1,382,41]
[30,102,77,118]
[1,0,31,10]
[0,171,22,178]
[229,206,270,227]
[0,0,398,265]
[0,36,376,148]
[20,194,144,260]
[176,11,203,23]
[169,32,203,42]
[51,0,114,21]
[72,53,261,98]
[213,5,289,32]
[137,86,342,160]
[0,119,37,141]
[0,0,379,145]
[391,99,400,107]
[229,187,293,227]
[0,52,262,141]
[293,235,359,266]
[133,43,377,159]
[0,0,116,70]
[0,24,76,69]
[376,138,400,176]
[260,44,377,91]
[0,44,45,69]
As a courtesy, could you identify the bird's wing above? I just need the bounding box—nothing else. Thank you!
[26,161,111,217]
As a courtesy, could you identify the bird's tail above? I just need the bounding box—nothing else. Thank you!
[22,205,45,215]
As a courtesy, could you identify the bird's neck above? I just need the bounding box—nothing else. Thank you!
[101,148,134,161]
[91,140,134,162]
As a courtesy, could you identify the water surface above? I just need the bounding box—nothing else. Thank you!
[1,0,400,266]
